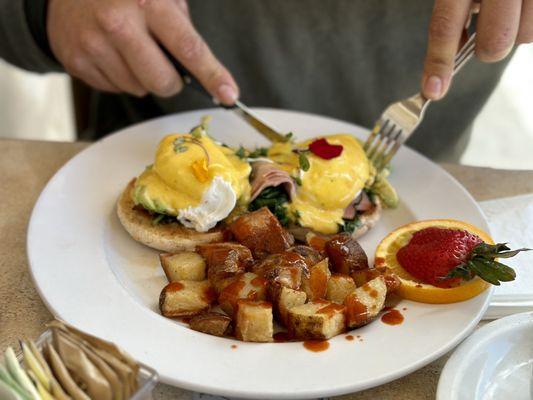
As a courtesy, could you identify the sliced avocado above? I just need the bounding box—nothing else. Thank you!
[365,163,377,187]
[371,176,399,208]
[132,184,172,215]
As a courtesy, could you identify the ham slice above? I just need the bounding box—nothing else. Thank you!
[250,161,296,201]
[343,191,373,220]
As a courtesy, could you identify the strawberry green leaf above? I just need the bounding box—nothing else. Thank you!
[468,260,502,286]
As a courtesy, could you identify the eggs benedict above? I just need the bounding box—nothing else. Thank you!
[117,118,397,252]
[117,118,251,252]
[249,134,397,239]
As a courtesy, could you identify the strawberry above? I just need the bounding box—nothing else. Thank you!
[396,227,527,288]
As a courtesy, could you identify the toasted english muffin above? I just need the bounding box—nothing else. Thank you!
[116,179,224,252]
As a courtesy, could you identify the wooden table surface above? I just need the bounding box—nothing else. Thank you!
[2,138,533,400]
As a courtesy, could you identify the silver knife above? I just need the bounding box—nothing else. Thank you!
[163,48,286,142]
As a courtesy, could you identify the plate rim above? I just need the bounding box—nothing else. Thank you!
[27,108,493,399]
[436,311,533,400]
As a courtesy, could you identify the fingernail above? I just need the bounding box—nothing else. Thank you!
[424,75,443,99]
[217,84,238,105]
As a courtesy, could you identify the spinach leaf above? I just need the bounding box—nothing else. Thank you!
[249,186,291,226]
[341,217,362,233]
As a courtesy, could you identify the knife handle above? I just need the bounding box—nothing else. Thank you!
[159,46,209,95]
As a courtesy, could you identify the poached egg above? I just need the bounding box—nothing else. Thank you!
[133,128,251,232]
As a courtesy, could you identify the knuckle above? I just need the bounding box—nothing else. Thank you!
[517,31,533,45]
[79,33,102,56]
[179,33,205,62]
[424,55,451,72]
[96,9,128,36]
[478,30,513,60]
[150,74,181,96]
[66,55,87,76]
[429,11,457,41]
[205,68,225,88]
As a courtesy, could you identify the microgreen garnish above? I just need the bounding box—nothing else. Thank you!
[152,214,165,225]
[294,176,302,186]
[299,152,310,172]
[235,146,246,159]
[248,147,269,158]
[282,132,294,142]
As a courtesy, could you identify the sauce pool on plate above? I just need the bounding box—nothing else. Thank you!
[381,309,404,325]
[303,340,329,352]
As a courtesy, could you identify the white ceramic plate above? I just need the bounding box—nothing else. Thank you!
[437,312,533,400]
[28,109,492,399]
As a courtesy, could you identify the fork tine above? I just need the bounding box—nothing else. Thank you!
[369,123,398,163]
[367,121,394,160]
[364,119,387,151]
[454,33,476,63]
[375,129,404,170]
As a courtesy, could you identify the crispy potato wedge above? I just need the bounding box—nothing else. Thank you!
[160,251,206,282]
[326,273,356,304]
[218,272,268,317]
[189,312,232,337]
[235,300,274,342]
[301,259,331,301]
[272,286,307,326]
[288,301,345,340]
[159,280,216,317]
[344,276,387,328]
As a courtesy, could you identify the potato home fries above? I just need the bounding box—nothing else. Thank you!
[158,207,400,342]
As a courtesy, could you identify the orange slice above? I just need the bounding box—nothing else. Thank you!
[375,219,493,304]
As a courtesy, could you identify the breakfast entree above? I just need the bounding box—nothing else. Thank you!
[117,117,397,253]
[117,118,527,343]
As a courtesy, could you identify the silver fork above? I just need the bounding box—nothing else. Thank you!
[363,32,477,172]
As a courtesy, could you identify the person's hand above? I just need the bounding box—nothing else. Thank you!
[47,0,239,104]
[422,0,533,100]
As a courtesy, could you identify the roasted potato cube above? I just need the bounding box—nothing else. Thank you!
[229,207,294,258]
[159,280,216,317]
[383,273,401,293]
[197,242,254,267]
[197,243,253,293]
[253,251,307,290]
[301,259,331,301]
[189,312,232,337]
[305,232,328,252]
[344,276,387,328]
[272,286,307,326]
[288,301,346,340]
[160,252,206,282]
[351,268,381,287]
[235,300,273,342]
[351,268,401,293]
[218,272,268,317]
[325,233,368,274]
[326,273,356,304]
[288,245,324,267]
